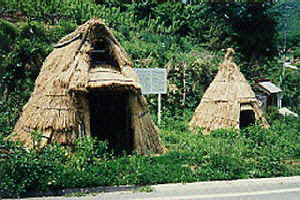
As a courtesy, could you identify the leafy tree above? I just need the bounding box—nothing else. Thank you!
[209,3,278,62]
[0,20,52,95]
[274,3,300,50]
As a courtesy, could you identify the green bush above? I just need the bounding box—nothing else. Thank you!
[0,20,18,52]
[0,2,300,198]
[0,136,111,197]
[1,115,300,198]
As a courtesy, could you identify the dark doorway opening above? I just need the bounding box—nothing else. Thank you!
[88,90,134,155]
[239,109,255,129]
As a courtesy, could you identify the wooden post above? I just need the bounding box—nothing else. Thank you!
[158,93,161,126]
[125,93,130,149]
[182,62,186,106]
[79,93,91,137]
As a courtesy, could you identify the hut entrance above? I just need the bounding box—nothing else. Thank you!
[239,104,255,129]
[88,90,134,154]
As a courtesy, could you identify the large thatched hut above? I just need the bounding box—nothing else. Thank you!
[10,18,165,155]
[189,48,269,134]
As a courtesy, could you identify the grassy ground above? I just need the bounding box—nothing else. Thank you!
[0,2,300,198]
[1,109,300,198]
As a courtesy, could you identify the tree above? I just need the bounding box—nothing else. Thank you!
[209,3,278,62]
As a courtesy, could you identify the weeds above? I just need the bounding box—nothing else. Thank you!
[0,1,300,198]
[1,114,300,198]
[136,186,154,193]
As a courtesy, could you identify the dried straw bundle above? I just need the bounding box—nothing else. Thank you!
[10,18,165,155]
[189,48,269,134]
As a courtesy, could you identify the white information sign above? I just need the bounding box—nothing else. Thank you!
[133,68,167,125]
[134,68,167,94]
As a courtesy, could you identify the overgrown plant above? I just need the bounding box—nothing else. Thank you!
[0,1,300,198]
[1,115,300,198]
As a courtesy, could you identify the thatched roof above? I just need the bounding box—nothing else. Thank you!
[189,48,269,134]
[53,19,141,93]
[10,18,165,154]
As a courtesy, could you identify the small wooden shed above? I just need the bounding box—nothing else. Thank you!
[253,79,282,112]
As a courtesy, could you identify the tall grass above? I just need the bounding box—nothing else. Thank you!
[1,111,300,198]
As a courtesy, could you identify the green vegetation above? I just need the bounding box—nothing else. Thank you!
[0,1,300,198]
[274,3,300,49]
[1,114,300,198]
[1,1,290,113]
[137,185,155,193]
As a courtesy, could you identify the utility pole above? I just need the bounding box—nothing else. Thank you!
[278,4,291,108]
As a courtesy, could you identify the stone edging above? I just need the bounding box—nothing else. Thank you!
[1,185,140,199]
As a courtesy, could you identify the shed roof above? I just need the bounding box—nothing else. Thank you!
[256,81,281,95]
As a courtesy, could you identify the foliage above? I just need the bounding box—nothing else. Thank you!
[0,90,31,138]
[265,106,281,123]
[281,68,300,107]
[0,1,300,198]
[0,20,53,94]
[294,45,300,59]
[0,1,288,111]
[0,137,66,197]
[120,30,222,113]
[137,185,154,193]
[1,113,300,198]
[0,136,109,197]
[212,3,278,60]
[0,19,18,53]
[274,3,300,49]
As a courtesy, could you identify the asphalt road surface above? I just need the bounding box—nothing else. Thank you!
[7,176,300,200]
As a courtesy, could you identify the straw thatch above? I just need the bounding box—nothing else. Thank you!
[189,48,269,134]
[10,18,165,155]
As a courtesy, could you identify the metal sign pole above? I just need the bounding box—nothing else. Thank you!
[158,93,161,126]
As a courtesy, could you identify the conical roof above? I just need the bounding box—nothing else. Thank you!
[10,18,165,154]
[189,48,269,134]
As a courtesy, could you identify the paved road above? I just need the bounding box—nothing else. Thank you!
[7,176,300,200]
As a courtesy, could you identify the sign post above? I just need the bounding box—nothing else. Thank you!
[158,93,161,125]
[134,68,167,125]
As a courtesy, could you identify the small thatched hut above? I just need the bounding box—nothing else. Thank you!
[189,48,269,134]
[10,18,165,155]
